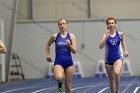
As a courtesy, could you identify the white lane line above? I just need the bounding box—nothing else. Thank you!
[32,84,108,93]
[122,77,137,93]
[1,86,55,93]
[133,86,140,93]
[72,85,96,91]
[96,82,138,93]
[31,87,56,93]
[81,87,98,93]
[31,88,48,93]
[31,82,108,93]
[98,87,109,93]
[72,84,104,91]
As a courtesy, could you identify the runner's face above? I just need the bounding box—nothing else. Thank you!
[58,20,68,32]
[107,20,116,31]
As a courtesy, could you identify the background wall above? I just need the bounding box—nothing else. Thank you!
[0,0,140,80]
[10,19,139,79]
[18,0,140,20]
[0,0,17,81]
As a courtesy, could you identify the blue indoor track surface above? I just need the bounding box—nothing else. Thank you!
[0,76,140,93]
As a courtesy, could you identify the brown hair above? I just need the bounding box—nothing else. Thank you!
[106,17,117,25]
[58,19,68,25]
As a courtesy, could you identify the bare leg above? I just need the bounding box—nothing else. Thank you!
[105,64,115,93]
[113,59,123,93]
[54,65,64,83]
[64,66,75,93]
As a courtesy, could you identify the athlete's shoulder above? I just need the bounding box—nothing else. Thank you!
[117,31,124,37]
[50,33,57,40]
[69,33,74,36]
[69,33,76,39]
[52,33,57,37]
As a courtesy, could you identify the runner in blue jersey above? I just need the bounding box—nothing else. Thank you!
[99,17,128,93]
[46,19,77,93]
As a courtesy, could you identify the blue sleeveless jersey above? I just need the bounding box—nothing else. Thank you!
[55,32,73,61]
[105,31,123,64]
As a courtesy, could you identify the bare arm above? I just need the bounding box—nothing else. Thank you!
[119,32,128,57]
[46,34,56,62]
[66,34,77,54]
[99,30,110,49]
[0,40,7,53]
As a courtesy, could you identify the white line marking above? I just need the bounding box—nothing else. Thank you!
[133,86,140,93]
[1,86,55,93]
[31,83,108,93]
[2,77,139,93]
[72,85,96,91]
[31,87,56,93]
[122,77,137,93]
[98,87,109,93]
[81,87,98,93]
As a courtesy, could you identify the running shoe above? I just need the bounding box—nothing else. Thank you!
[58,82,62,92]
